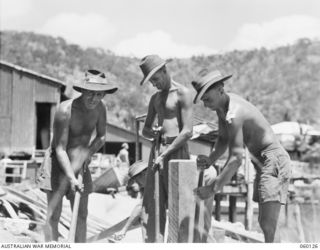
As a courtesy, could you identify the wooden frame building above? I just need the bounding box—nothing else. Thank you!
[0,60,65,156]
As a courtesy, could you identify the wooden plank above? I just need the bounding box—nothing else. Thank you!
[11,71,35,153]
[35,78,60,103]
[87,217,129,242]
[220,184,247,194]
[0,118,11,154]
[168,160,198,243]
[0,198,19,218]
[0,66,12,117]
[11,188,109,234]
[294,203,305,242]
[211,219,264,243]
[244,148,254,230]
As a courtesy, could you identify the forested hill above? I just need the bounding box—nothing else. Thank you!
[1,31,320,130]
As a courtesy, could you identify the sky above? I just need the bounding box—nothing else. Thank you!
[1,0,320,58]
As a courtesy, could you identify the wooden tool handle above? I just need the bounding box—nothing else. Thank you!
[154,129,161,242]
[67,167,84,242]
[193,170,204,242]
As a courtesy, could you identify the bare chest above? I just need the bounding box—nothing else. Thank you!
[154,91,179,119]
[69,109,99,137]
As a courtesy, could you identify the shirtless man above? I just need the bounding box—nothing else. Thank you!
[111,160,148,241]
[117,143,130,166]
[38,69,117,242]
[139,55,215,242]
[192,69,291,242]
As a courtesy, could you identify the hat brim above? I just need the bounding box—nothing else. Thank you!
[73,83,118,94]
[140,59,172,85]
[129,161,148,178]
[193,74,232,104]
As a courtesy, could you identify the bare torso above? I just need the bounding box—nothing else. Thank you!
[52,98,105,165]
[152,82,184,137]
[222,93,279,157]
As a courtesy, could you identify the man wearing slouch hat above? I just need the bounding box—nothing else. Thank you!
[37,69,117,242]
[192,69,291,242]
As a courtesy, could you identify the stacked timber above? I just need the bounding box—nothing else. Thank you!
[0,184,112,242]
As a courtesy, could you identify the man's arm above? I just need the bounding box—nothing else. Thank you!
[53,103,77,183]
[142,94,157,139]
[158,87,193,159]
[196,118,228,170]
[208,119,229,164]
[87,103,107,158]
[213,118,245,191]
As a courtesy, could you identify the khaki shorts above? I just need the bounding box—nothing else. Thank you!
[37,148,92,198]
[252,144,291,204]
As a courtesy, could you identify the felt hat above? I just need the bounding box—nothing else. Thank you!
[139,55,172,85]
[129,160,148,178]
[191,69,232,104]
[73,69,118,93]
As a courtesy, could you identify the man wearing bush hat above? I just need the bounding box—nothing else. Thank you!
[38,69,117,242]
[192,69,291,242]
[139,54,193,242]
[139,55,216,242]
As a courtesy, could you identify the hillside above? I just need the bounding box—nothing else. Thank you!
[1,31,320,129]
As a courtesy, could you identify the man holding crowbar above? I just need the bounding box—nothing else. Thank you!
[139,55,216,242]
[152,125,162,242]
[37,69,118,242]
[192,69,291,242]
[139,55,193,242]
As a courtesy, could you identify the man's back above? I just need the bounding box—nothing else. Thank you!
[226,93,279,156]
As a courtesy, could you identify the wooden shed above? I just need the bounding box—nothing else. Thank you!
[102,123,152,165]
[0,60,65,156]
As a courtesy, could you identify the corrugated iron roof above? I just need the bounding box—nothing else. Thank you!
[0,60,65,87]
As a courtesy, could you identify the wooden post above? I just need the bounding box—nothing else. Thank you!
[168,160,198,243]
[214,195,222,221]
[153,130,161,243]
[214,163,222,221]
[294,202,305,242]
[135,119,140,161]
[244,148,253,230]
[228,172,238,223]
[229,195,237,222]
[285,203,289,227]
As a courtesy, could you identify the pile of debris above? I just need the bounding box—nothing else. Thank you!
[0,184,113,243]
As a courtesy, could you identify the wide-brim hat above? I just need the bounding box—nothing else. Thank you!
[73,69,118,93]
[191,69,232,104]
[129,160,148,178]
[139,55,172,85]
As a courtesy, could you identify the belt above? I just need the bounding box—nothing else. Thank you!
[161,136,177,145]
